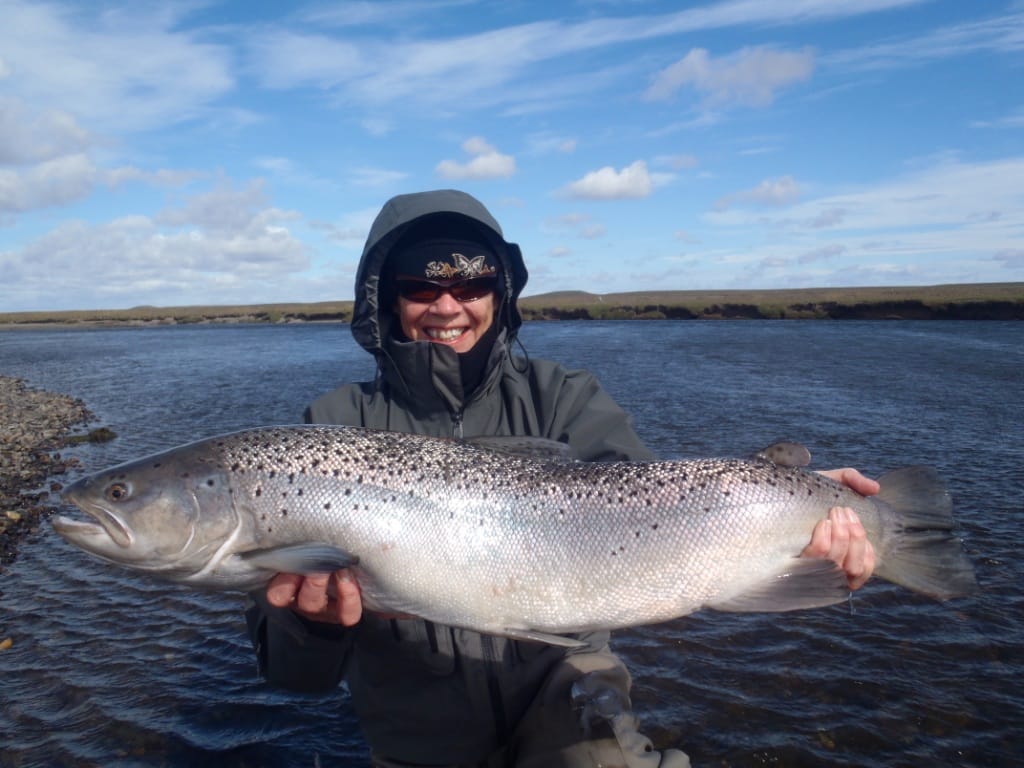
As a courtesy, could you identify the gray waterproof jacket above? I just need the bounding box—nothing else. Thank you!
[246,189,655,764]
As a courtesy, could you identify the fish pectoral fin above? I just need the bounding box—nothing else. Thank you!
[708,558,849,613]
[752,441,812,467]
[496,627,589,648]
[240,543,359,574]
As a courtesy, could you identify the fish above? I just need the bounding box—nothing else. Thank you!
[53,426,977,646]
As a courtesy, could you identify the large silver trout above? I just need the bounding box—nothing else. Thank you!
[54,426,976,645]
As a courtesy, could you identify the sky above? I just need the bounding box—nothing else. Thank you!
[1,0,1022,312]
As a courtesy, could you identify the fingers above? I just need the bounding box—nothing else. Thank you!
[334,570,363,626]
[297,572,332,614]
[802,507,876,591]
[818,468,880,497]
[264,569,364,627]
[266,572,304,607]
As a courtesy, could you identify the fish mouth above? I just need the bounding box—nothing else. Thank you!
[55,488,133,549]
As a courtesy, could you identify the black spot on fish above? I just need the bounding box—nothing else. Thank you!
[206,479,215,487]
[281,509,288,517]
[324,502,332,510]
[255,488,262,497]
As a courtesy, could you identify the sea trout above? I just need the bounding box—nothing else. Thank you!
[54,426,977,645]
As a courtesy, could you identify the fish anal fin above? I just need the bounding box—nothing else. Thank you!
[709,558,849,613]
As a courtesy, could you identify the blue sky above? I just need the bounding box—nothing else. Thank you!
[1,0,1022,312]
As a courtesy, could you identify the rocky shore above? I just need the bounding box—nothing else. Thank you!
[0,375,93,573]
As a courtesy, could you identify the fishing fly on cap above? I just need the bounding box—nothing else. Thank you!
[388,215,499,281]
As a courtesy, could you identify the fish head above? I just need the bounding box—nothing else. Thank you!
[54,442,243,582]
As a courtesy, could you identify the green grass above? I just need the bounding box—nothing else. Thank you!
[1,283,1021,326]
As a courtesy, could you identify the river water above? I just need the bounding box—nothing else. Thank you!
[0,320,1021,767]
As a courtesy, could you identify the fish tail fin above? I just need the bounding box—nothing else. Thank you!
[873,466,978,600]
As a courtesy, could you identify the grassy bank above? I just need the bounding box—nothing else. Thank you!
[1,283,1022,327]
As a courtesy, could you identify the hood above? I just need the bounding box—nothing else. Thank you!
[350,189,528,356]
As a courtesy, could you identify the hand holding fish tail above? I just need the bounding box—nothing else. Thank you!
[802,468,880,591]
[803,507,876,591]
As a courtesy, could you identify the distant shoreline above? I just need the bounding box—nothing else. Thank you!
[1,283,1022,327]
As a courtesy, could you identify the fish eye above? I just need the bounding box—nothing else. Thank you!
[105,482,131,502]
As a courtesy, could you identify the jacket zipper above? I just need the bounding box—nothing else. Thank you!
[452,411,464,439]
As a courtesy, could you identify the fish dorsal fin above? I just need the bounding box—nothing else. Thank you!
[239,543,359,574]
[753,441,811,467]
[465,436,577,462]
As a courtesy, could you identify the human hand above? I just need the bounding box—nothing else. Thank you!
[802,468,880,591]
[817,467,880,497]
[266,569,363,626]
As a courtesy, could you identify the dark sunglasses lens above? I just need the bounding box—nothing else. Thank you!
[398,278,496,303]
[450,278,496,301]
[397,281,443,302]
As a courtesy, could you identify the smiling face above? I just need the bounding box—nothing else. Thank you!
[396,284,496,353]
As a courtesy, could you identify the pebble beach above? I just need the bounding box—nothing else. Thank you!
[0,375,93,572]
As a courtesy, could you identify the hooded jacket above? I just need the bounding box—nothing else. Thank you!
[247,189,656,764]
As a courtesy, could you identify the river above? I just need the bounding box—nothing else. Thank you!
[1,320,1020,767]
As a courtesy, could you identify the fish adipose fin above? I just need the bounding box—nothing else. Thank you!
[752,442,812,467]
[240,543,359,574]
[873,466,978,600]
[708,558,850,613]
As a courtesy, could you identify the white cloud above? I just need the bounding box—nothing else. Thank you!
[436,137,516,180]
[824,9,1024,72]
[697,157,1024,286]
[564,160,656,200]
[245,1,914,114]
[526,132,578,155]
[0,2,234,134]
[993,249,1024,268]
[645,46,815,106]
[654,153,700,170]
[300,0,477,29]
[546,212,607,239]
[714,175,801,210]
[798,244,847,263]
[350,167,410,187]
[1,183,309,310]
[0,154,192,214]
[0,99,93,165]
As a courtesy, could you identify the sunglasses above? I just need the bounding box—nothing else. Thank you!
[395,276,497,304]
